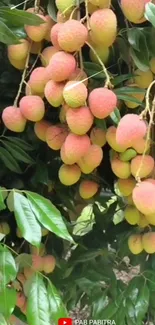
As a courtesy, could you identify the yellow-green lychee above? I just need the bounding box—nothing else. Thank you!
[58,164,81,185]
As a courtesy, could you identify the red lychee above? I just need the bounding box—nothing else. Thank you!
[88,87,117,119]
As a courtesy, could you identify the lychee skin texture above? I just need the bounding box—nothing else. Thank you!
[34,120,51,142]
[66,106,93,135]
[2,106,26,132]
[132,138,150,154]
[46,51,76,82]
[106,126,127,152]
[56,0,75,14]
[90,9,117,47]
[58,20,88,52]
[46,125,68,150]
[142,232,155,254]
[59,164,81,186]
[44,80,65,107]
[90,127,106,147]
[19,95,45,122]
[88,88,117,119]
[29,67,48,93]
[132,181,155,215]
[25,15,48,42]
[63,81,88,108]
[44,15,55,42]
[43,255,56,274]
[8,39,29,60]
[131,155,154,178]
[63,133,91,164]
[121,0,150,24]
[50,23,63,50]
[111,158,131,179]
[134,69,153,89]
[117,178,136,196]
[128,234,143,255]
[77,145,103,174]
[116,114,147,148]
[40,46,58,66]
[79,180,99,199]
[124,206,140,225]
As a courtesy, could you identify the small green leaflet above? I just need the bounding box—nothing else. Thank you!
[0,287,16,318]
[73,204,95,236]
[48,282,68,322]
[0,245,17,285]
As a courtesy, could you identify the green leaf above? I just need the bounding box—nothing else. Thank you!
[114,87,145,95]
[0,287,16,318]
[26,274,51,325]
[135,284,150,323]
[47,0,58,22]
[112,74,134,86]
[0,188,6,211]
[26,191,73,243]
[145,3,155,28]
[128,28,141,51]
[13,192,42,247]
[0,147,22,173]
[73,204,95,236]
[2,140,34,164]
[4,137,33,151]
[83,62,105,79]
[0,19,20,44]
[110,108,121,125]
[92,292,109,318]
[0,314,8,325]
[15,253,32,270]
[94,118,107,130]
[128,28,149,71]
[116,94,144,106]
[48,282,68,322]
[0,7,45,26]
[0,245,17,285]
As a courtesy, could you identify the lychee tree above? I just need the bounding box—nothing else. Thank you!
[1,0,155,324]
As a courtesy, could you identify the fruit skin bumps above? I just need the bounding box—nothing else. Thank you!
[79,180,99,199]
[128,234,143,255]
[121,0,150,24]
[46,51,76,82]
[19,95,45,122]
[88,88,117,119]
[142,232,155,254]
[58,20,88,52]
[2,106,26,132]
[63,81,88,108]
[133,181,155,215]
[58,164,81,186]
[66,106,93,135]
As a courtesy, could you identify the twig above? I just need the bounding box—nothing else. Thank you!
[85,0,90,30]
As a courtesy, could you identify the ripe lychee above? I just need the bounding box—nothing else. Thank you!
[117,178,136,196]
[88,88,117,119]
[79,180,99,199]
[23,267,34,279]
[116,114,147,148]
[63,133,91,164]
[90,127,106,147]
[50,23,63,50]
[63,81,88,108]
[25,15,48,42]
[56,0,75,14]
[66,106,93,135]
[58,163,81,185]
[88,2,98,14]
[89,9,117,47]
[132,137,150,154]
[43,255,56,273]
[145,213,155,226]
[89,0,111,8]
[29,67,48,93]
[111,158,131,179]
[30,243,46,256]
[90,45,109,64]
[69,68,88,86]
[59,103,70,123]
[44,15,55,41]
[31,255,43,271]
[106,126,127,152]
[8,55,26,70]
[77,144,103,174]
[131,155,154,178]
[134,69,153,89]
[30,41,43,54]
[40,46,58,66]
[58,20,88,52]
[8,39,29,60]
[142,232,155,254]
[46,125,68,150]
[25,82,44,98]
[34,120,51,141]
[128,234,143,255]
[2,106,26,132]
[121,0,150,24]
[16,293,26,309]
[137,214,149,228]
[132,181,155,215]
[19,95,45,122]
[44,80,65,107]
[124,206,140,225]
[46,51,76,82]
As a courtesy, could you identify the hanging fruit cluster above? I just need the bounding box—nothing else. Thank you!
[2,0,155,256]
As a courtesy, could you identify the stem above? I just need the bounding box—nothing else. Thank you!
[85,0,90,30]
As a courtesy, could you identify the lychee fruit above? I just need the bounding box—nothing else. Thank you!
[43,255,56,273]
[2,106,26,132]
[8,55,27,70]
[58,163,81,185]
[137,214,149,228]
[16,293,26,309]
[63,81,88,108]
[8,39,29,60]
[50,23,63,49]
[69,68,88,86]
[124,206,140,225]
[0,222,10,235]
[44,15,55,41]
[30,41,43,54]
[89,0,111,7]
[44,80,65,107]
[40,46,58,66]
[25,14,48,42]
[132,137,150,154]
[128,234,143,255]
[125,91,145,109]
[66,106,93,135]
[19,95,45,122]
[145,213,155,226]
[59,103,70,123]
[56,0,75,14]
[29,67,48,93]
[79,180,99,199]
[142,232,155,254]
[23,267,34,279]
[34,120,51,141]
[31,255,43,271]
[90,45,109,64]
[116,114,147,148]
[132,181,155,215]
[121,0,150,24]
[90,127,106,147]
[89,9,117,47]
[134,69,153,89]
[77,144,103,174]
[106,126,127,152]
[46,51,76,82]
[63,133,91,164]
[58,19,88,52]
[131,155,154,178]
[25,81,44,98]
[88,88,117,119]
[111,158,131,179]
[119,149,137,162]
[46,125,68,150]
[117,177,136,196]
